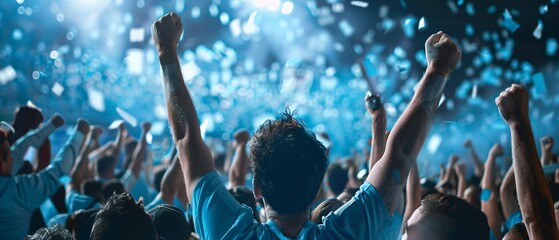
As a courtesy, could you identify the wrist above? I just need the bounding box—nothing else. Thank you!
[158,48,179,65]
[426,65,450,78]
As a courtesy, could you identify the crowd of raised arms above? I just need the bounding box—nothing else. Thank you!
[1,12,558,240]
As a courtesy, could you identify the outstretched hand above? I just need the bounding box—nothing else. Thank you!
[425,31,461,77]
[496,84,529,126]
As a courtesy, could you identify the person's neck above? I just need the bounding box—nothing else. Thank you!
[265,205,309,238]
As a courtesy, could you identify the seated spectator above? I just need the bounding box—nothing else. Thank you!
[90,192,156,240]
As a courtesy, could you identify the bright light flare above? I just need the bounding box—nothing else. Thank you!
[267,0,281,11]
[254,0,267,8]
[281,1,294,15]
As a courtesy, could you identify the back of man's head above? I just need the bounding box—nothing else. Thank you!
[250,110,328,214]
[25,224,72,240]
[326,163,349,196]
[96,156,115,178]
[421,193,489,240]
[82,180,103,199]
[90,192,156,240]
[101,180,125,203]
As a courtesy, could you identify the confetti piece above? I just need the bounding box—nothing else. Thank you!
[108,120,124,130]
[332,3,344,13]
[51,82,64,96]
[447,1,458,14]
[0,65,17,85]
[531,73,547,98]
[125,49,144,74]
[229,19,242,38]
[418,17,426,30]
[502,9,520,33]
[27,100,41,111]
[87,88,105,112]
[547,38,558,56]
[465,24,474,36]
[338,19,354,37]
[427,134,442,154]
[116,107,138,127]
[129,28,144,42]
[457,0,464,6]
[465,2,475,16]
[438,94,446,108]
[350,1,369,8]
[181,61,201,80]
[533,20,543,39]
[471,84,478,98]
[281,1,294,14]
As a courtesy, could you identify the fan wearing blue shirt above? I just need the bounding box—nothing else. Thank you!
[153,12,463,239]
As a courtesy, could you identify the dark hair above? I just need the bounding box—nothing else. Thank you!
[548,182,559,203]
[70,208,100,240]
[82,180,104,200]
[0,130,9,163]
[25,224,73,240]
[147,204,191,240]
[153,168,166,192]
[90,192,156,240]
[505,223,529,240]
[102,180,125,202]
[96,156,115,178]
[229,186,259,221]
[249,110,328,214]
[214,152,227,172]
[327,163,349,196]
[421,193,489,240]
[311,199,344,224]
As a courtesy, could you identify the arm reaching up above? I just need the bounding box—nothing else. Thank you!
[365,93,386,170]
[496,84,559,240]
[464,139,484,177]
[152,12,214,202]
[129,122,151,178]
[481,143,504,239]
[455,163,466,198]
[367,31,461,213]
[228,129,250,187]
[500,165,518,220]
[69,127,94,191]
[11,113,65,175]
[401,162,420,234]
[541,136,554,166]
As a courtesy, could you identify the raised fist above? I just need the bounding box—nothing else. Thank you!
[541,136,554,152]
[142,122,152,132]
[490,143,504,157]
[76,118,90,136]
[463,139,472,148]
[496,84,529,126]
[233,129,250,144]
[449,155,459,165]
[425,31,462,77]
[50,113,65,128]
[454,163,466,176]
[152,12,183,56]
[364,91,383,114]
[91,126,103,139]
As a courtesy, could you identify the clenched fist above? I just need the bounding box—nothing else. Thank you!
[489,143,504,157]
[233,129,250,145]
[76,118,90,136]
[425,31,462,77]
[496,84,529,126]
[50,113,65,128]
[152,12,183,64]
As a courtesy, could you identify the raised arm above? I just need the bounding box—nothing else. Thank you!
[497,84,559,239]
[500,165,518,220]
[367,31,461,213]
[228,129,250,187]
[401,162,420,234]
[129,122,151,178]
[541,136,554,166]
[19,119,89,210]
[464,139,484,177]
[455,163,467,198]
[365,93,386,170]
[160,152,183,204]
[11,114,65,175]
[481,143,504,239]
[152,12,214,201]
[69,128,94,191]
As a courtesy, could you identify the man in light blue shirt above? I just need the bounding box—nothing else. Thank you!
[0,119,89,240]
[153,12,462,239]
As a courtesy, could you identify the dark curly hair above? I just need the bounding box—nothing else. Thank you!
[249,109,328,214]
[90,192,156,240]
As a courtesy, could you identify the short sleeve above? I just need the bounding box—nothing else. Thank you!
[319,181,391,239]
[191,171,257,239]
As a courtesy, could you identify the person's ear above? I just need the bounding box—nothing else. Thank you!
[252,178,261,199]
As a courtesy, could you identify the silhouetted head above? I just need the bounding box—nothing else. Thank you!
[403,193,489,240]
[90,192,156,240]
[250,110,328,214]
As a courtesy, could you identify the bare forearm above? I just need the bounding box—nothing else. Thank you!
[368,70,446,212]
[161,155,181,204]
[70,134,93,189]
[402,162,420,233]
[482,155,497,190]
[468,147,484,177]
[229,144,248,187]
[130,130,148,177]
[500,166,518,219]
[456,174,466,198]
[369,116,386,169]
[510,122,559,238]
